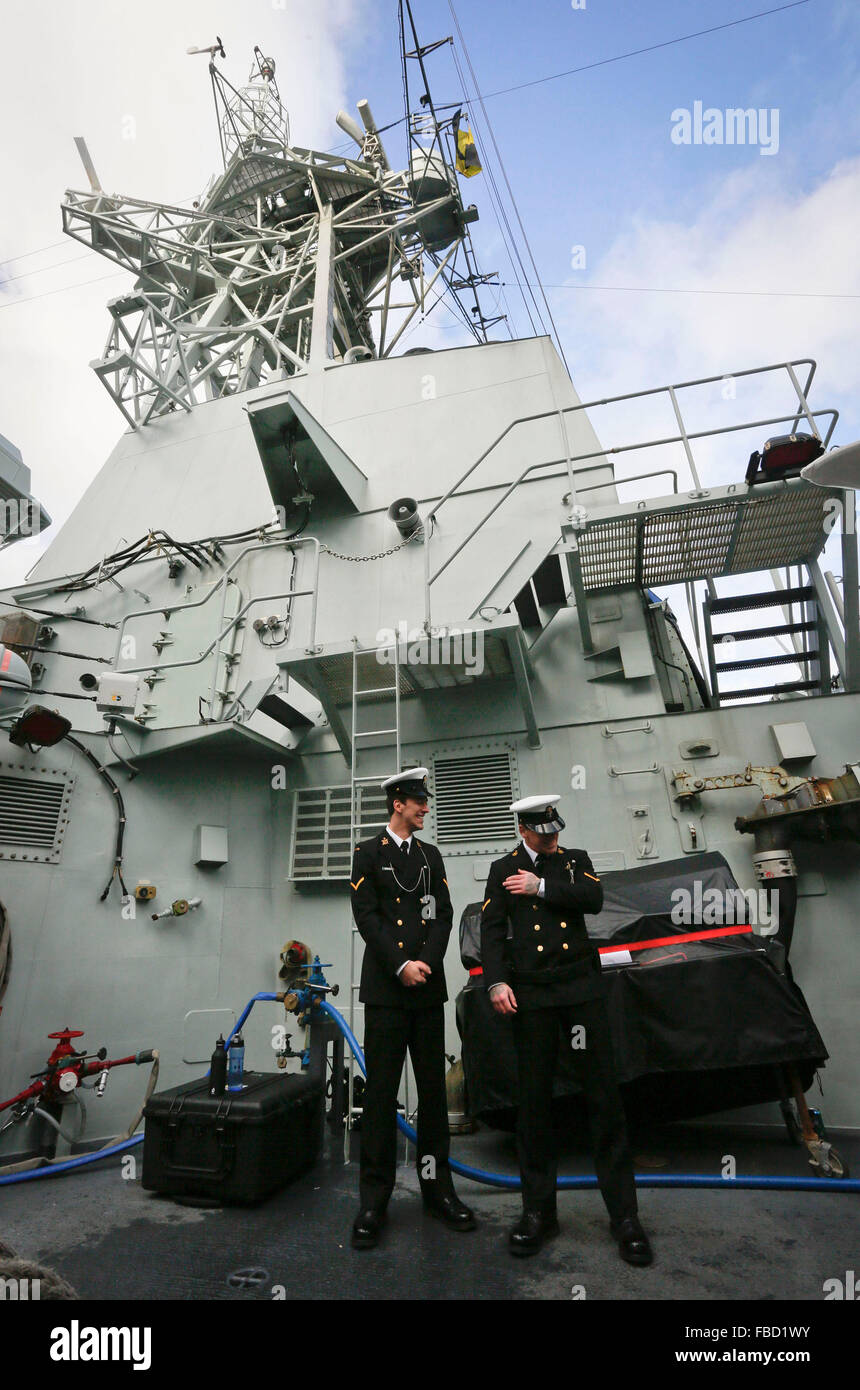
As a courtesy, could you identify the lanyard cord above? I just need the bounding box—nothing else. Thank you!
[387,840,431,896]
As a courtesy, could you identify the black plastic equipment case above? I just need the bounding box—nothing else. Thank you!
[142,1071,323,1203]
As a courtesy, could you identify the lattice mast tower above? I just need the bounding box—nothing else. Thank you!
[62,36,491,430]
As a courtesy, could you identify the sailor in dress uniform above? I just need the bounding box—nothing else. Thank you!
[481,794,652,1263]
[349,768,475,1248]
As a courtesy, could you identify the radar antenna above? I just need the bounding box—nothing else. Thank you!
[187,36,226,59]
[60,31,506,427]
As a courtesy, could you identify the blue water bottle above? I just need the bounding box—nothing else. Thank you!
[228,1032,245,1088]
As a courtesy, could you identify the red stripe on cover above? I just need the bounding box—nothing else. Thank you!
[598,924,753,954]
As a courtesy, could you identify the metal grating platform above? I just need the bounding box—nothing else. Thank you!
[569,480,837,593]
[278,615,538,756]
[311,637,514,703]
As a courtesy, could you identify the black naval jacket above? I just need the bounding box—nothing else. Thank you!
[350,832,453,1008]
[481,843,605,1008]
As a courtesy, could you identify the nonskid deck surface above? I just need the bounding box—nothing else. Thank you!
[2,1123,855,1301]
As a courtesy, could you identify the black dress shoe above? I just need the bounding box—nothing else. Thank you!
[509,1210,560,1257]
[422,1190,477,1231]
[351,1207,386,1249]
[611,1215,653,1266]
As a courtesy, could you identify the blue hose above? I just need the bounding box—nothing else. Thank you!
[318,1000,860,1194]
[0,1134,143,1186]
[2,991,856,1192]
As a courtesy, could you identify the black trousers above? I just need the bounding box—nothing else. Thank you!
[360,1004,451,1210]
[512,996,638,1221]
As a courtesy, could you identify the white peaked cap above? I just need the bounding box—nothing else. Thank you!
[380,767,431,796]
[510,794,565,834]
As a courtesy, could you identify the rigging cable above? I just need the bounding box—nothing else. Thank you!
[447,1,571,376]
[447,43,536,339]
[475,1,812,102]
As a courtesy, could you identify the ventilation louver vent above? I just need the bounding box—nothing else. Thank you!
[432,751,517,845]
[0,763,75,864]
[291,784,389,880]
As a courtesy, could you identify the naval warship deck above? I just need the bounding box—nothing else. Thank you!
[4,1123,858,1302]
[1,7,858,1338]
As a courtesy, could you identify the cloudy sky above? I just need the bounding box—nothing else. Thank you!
[1,0,857,614]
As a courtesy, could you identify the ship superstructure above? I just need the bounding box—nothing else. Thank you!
[0,13,858,1171]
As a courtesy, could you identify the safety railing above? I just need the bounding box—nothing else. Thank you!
[422,358,837,628]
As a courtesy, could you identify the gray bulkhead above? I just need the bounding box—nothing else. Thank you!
[0,336,856,1147]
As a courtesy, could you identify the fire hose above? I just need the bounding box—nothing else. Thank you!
[1,990,856,1192]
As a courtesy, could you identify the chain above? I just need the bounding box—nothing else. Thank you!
[319,527,427,564]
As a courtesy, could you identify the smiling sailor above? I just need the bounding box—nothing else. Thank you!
[349,767,475,1248]
[481,793,652,1264]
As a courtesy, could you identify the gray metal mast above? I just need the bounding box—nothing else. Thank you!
[61,44,487,430]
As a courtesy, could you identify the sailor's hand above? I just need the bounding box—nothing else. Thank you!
[504,870,540,896]
[401,960,431,987]
[489,983,517,1015]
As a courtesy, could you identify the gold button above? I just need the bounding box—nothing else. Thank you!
[396,897,401,903]
[563,943,568,950]
[533,904,538,911]
[537,944,543,952]
[561,921,567,929]
[398,941,404,948]
[397,919,403,926]
[534,924,540,931]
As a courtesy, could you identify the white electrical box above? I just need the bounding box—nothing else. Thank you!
[771,721,816,763]
[96,672,142,716]
[194,824,229,868]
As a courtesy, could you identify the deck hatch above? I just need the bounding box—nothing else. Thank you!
[0,763,75,864]
[290,783,388,880]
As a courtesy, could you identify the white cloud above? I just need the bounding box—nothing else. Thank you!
[557,155,860,443]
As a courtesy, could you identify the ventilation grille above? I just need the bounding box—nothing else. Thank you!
[432,751,517,845]
[290,784,389,880]
[0,763,75,864]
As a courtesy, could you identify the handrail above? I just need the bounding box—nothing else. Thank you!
[423,359,835,627]
[426,406,837,590]
[114,535,321,676]
[429,358,818,525]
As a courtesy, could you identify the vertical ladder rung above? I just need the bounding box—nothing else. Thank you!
[346,636,402,1158]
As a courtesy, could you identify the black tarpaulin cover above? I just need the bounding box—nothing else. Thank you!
[457,852,828,1126]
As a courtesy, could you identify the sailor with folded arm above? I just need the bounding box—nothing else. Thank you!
[481,793,652,1264]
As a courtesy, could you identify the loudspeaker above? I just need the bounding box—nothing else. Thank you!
[387,496,423,539]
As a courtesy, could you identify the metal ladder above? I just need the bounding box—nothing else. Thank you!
[703,583,830,705]
[344,637,405,1157]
